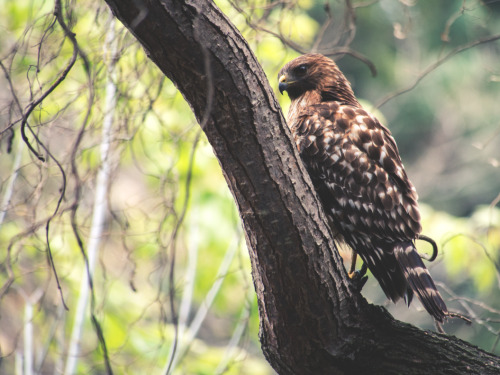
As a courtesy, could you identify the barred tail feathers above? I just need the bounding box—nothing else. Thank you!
[394,242,448,323]
[357,244,411,305]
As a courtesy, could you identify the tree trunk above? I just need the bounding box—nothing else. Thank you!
[102,0,500,373]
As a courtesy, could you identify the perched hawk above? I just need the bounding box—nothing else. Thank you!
[278,53,447,322]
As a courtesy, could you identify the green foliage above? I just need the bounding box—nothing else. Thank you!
[1,0,500,374]
[420,204,500,293]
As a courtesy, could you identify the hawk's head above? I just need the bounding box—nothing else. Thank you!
[278,53,358,106]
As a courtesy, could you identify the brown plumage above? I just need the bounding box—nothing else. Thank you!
[278,53,448,322]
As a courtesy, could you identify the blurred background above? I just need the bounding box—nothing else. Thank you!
[0,0,499,374]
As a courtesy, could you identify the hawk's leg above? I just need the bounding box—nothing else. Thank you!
[348,252,368,291]
[348,252,358,278]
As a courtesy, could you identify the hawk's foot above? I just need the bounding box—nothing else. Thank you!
[349,263,368,292]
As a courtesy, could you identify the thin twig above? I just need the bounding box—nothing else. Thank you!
[163,129,202,375]
[64,9,113,375]
[164,231,242,373]
[375,33,500,109]
[311,3,333,53]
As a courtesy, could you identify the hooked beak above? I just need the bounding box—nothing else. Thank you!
[278,74,288,95]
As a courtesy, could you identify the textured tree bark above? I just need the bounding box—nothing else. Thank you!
[103,0,500,374]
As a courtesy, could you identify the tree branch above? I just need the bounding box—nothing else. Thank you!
[102,0,500,374]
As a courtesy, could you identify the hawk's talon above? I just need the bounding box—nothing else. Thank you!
[349,263,368,291]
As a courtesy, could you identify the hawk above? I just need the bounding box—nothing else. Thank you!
[278,53,448,322]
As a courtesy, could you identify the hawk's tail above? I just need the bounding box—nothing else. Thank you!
[394,242,448,323]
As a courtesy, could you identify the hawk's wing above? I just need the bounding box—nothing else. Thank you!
[293,102,422,244]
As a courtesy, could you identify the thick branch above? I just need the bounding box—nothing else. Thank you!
[103,0,500,374]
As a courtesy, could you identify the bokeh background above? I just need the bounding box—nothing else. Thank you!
[1,0,499,374]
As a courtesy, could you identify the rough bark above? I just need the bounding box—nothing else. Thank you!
[102,0,500,374]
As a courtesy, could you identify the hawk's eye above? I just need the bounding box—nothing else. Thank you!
[295,64,308,76]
